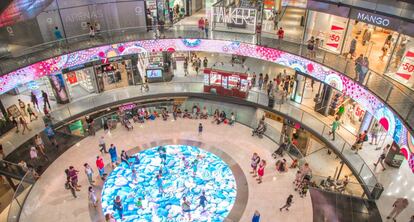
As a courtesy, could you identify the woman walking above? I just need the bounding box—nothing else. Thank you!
[88,186,98,207]
[250,153,261,177]
[19,116,31,135]
[34,134,48,161]
[257,160,266,184]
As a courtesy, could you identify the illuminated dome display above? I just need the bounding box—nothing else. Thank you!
[101,145,237,221]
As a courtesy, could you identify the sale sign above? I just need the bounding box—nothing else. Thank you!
[396,50,414,81]
[326,21,345,49]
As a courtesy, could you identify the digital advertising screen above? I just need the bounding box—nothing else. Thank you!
[146,69,163,78]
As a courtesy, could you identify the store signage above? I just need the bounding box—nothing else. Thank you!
[213,7,257,26]
[350,10,400,30]
[326,23,345,49]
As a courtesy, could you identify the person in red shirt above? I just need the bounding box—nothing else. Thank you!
[96,155,105,177]
[198,17,205,31]
[277,27,284,47]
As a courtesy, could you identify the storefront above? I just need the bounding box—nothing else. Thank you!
[292,72,366,135]
[305,1,414,88]
[211,5,257,34]
[63,66,98,100]
[95,58,135,92]
[303,10,349,54]
[136,52,173,82]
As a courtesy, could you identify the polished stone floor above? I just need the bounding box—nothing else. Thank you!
[20,119,313,222]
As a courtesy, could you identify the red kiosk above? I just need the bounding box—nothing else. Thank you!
[203,68,250,98]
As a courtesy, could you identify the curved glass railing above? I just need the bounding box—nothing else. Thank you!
[0,25,413,132]
[39,81,377,198]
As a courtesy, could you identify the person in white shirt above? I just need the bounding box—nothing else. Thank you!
[229,113,236,125]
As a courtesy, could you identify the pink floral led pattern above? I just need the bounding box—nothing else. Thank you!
[0,39,412,170]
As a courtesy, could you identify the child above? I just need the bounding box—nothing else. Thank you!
[198,191,207,211]
[198,123,203,135]
[136,197,144,210]
[88,186,98,207]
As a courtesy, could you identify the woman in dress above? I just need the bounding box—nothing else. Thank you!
[257,159,266,184]
[88,186,98,207]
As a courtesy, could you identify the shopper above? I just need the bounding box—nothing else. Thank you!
[359,57,369,84]
[99,136,108,153]
[258,73,264,89]
[354,54,364,82]
[182,197,192,220]
[31,92,39,111]
[84,163,95,185]
[203,57,208,69]
[96,155,105,177]
[354,130,368,154]
[267,80,273,96]
[374,144,390,171]
[53,26,63,40]
[29,146,39,167]
[184,60,189,76]
[252,210,261,222]
[87,22,95,38]
[370,123,381,145]
[34,134,48,161]
[68,166,81,191]
[380,41,390,61]
[328,116,341,141]
[19,116,31,135]
[86,116,95,136]
[257,159,266,184]
[88,186,98,207]
[307,36,315,58]
[347,37,357,59]
[256,23,262,44]
[198,123,203,135]
[229,112,235,125]
[204,19,209,38]
[18,99,27,117]
[250,153,261,177]
[27,104,38,121]
[108,144,118,167]
[198,17,205,32]
[387,198,409,222]
[105,213,116,222]
[42,90,51,110]
[277,27,284,47]
[120,150,130,165]
[44,124,58,148]
[264,74,269,87]
[66,176,77,198]
[95,22,101,35]
[280,194,294,211]
[113,196,124,220]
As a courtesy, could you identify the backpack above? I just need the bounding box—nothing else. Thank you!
[364,134,369,142]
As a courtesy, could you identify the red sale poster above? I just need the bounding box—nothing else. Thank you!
[396,50,414,81]
[326,22,345,49]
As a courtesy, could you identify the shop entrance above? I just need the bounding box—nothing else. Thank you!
[293,73,366,135]
[344,20,398,74]
[95,59,135,92]
[63,67,98,100]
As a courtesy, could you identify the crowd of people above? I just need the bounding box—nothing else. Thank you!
[9,91,52,135]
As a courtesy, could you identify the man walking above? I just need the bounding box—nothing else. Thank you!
[328,116,341,141]
[99,136,108,153]
[280,194,293,211]
[387,198,409,222]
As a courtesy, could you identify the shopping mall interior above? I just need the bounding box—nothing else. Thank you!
[0,0,413,222]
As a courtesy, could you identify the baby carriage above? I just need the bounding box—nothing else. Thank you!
[122,118,134,131]
[272,142,288,158]
[252,124,267,138]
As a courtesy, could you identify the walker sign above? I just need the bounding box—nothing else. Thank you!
[350,9,399,30]
[212,7,257,26]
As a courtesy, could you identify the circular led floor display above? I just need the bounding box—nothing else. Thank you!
[101,145,237,222]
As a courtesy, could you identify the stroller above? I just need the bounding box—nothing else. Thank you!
[122,118,134,131]
[272,142,288,159]
[252,124,267,138]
